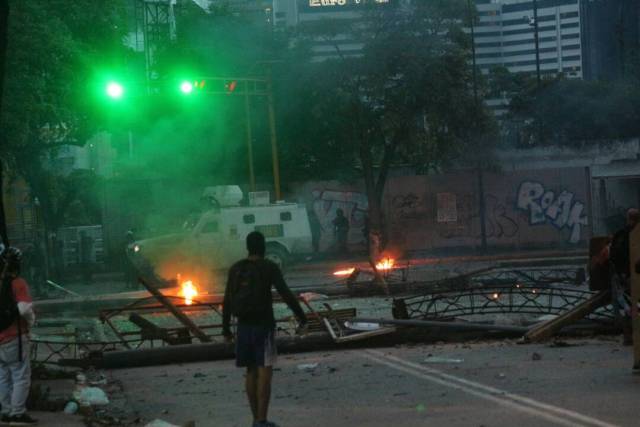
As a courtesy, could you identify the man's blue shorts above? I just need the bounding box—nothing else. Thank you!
[235,324,277,368]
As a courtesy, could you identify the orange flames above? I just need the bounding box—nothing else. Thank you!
[333,258,396,276]
[180,280,198,305]
[333,268,356,276]
[375,258,395,271]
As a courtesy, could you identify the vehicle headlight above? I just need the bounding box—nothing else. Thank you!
[133,244,141,253]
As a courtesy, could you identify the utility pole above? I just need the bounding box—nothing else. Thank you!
[467,0,487,253]
[467,0,478,104]
[532,0,541,86]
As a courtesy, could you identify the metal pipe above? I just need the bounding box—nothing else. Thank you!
[353,317,529,334]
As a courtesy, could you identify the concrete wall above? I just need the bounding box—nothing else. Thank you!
[290,167,592,254]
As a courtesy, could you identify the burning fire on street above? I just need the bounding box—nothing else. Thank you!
[375,258,395,271]
[332,258,396,276]
[333,267,356,277]
[180,280,198,305]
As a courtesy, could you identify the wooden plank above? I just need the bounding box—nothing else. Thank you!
[138,276,211,343]
[523,290,610,343]
[630,226,640,370]
[333,327,396,343]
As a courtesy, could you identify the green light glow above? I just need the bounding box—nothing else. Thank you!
[106,81,124,99]
[180,81,194,94]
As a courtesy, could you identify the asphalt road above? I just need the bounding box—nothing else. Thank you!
[107,336,638,427]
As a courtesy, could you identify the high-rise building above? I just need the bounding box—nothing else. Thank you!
[472,0,583,115]
[580,0,640,81]
[474,0,583,78]
[273,0,393,61]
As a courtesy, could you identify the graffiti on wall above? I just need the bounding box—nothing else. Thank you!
[516,181,588,244]
[311,189,369,249]
[485,195,519,239]
[390,193,425,220]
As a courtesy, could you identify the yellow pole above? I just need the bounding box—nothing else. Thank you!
[266,74,281,201]
[244,82,256,192]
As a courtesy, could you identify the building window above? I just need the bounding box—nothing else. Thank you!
[559,11,579,19]
[560,22,579,29]
[280,212,292,222]
[201,221,219,234]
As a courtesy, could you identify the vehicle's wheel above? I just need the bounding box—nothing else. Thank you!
[265,245,289,271]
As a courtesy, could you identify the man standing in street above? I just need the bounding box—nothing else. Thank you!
[0,246,37,426]
[332,208,350,255]
[223,231,307,427]
[610,208,639,345]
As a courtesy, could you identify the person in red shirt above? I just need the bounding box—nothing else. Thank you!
[0,246,37,426]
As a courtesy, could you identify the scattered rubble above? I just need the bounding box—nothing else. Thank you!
[423,356,464,364]
[297,363,319,372]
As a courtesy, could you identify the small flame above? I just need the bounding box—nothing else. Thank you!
[181,280,198,305]
[375,258,395,271]
[333,268,356,276]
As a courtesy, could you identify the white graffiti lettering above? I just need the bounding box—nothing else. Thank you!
[516,181,588,244]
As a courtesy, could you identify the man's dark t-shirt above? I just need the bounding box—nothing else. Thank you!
[222,258,306,336]
[610,226,632,278]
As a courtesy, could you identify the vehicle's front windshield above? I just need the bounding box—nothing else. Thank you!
[182,212,200,231]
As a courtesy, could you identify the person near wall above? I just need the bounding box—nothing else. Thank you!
[332,209,350,255]
[609,208,639,345]
[79,231,93,285]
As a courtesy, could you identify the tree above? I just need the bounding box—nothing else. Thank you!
[0,0,9,245]
[278,1,494,268]
[0,0,128,237]
[507,76,640,146]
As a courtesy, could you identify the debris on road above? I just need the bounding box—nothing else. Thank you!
[532,352,542,361]
[144,420,180,427]
[299,292,329,302]
[64,401,79,414]
[73,386,110,406]
[523,290,610,343]
[422,356,464,364]
[297,363,319,372]
[354,317,528,334]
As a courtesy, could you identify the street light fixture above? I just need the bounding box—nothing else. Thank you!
[105,81,124,99]
[180,80,194,95]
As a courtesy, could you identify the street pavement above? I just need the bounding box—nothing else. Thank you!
[108,336,638,427]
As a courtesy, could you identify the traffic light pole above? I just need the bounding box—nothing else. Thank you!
[266,74,281,201]
[243,82,256,192]
[199,76,281,201]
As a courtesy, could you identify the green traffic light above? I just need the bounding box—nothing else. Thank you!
[106,81,124,99]
[180,81,194,94]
